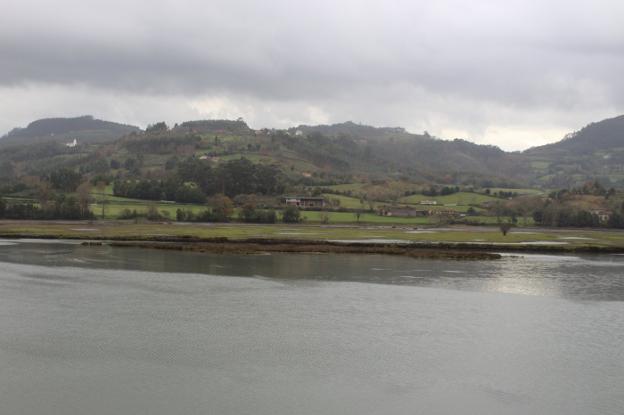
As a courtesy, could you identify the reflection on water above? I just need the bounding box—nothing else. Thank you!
[1,240,624,415]
[1,240,624,301]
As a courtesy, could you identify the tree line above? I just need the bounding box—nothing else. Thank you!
[113,157,285,203]
[0,195,94,220]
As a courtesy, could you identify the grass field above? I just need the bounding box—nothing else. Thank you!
[216,152,320,173]
[463,216,535,226]
[88,194,523,225]
[301,210,431,225]
[4,189,520,226]
[320,183,367,192]
[2,221,624,248]
[90,200,209,219]
[322,191,496,214]
[399,192,498,206]
[530,160,551,170]
[321,193,370,209]
[89,189,208,219]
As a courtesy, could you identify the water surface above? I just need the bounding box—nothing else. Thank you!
[1,240,623,414]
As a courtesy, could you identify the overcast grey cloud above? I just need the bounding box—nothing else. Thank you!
[1,0,624,149]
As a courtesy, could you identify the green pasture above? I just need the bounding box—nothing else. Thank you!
[301,210,431,225]
[2,221,624,248]
[399,192,498,206]
[90,199,208,219]
[321,193,370,209]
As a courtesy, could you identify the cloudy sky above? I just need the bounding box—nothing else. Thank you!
[1,0,623,150]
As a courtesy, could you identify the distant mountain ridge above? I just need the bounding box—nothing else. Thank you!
[521,114,624,187]
[526,115,624,155]
[1,115,140,146]
[2,114,624,188]
[293,121,411,141]
[173,119,252,135]
[288,121,523,182]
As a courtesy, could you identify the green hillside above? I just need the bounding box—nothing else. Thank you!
[524,115,624,187]
[1,115,140,147]
[2,115,624,228]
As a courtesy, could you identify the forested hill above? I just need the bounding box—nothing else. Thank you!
[292,121,415,141]
[526,115,624,155]
[3,114,624,189]
[1,115,140,146]
[290,121,528,183]
[523,115,624,188]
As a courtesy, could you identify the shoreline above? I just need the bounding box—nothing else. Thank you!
[2,232,624,253]
[3,221,624,259]
[99,240,503,260]
[3,232,624,260]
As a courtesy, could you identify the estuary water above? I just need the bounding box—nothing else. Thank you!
[1,240,623,414]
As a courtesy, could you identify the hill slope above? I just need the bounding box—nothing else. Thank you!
[528,115,624,155]
[1,115,141,146]
[3,114,624,189]
[525,115,624,187]
[293,122,528,183]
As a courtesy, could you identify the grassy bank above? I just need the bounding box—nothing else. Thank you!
[104,240,502,260]
[2,221,624,252]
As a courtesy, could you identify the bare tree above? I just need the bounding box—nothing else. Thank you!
[76,182,93,217]
[499,222,512,236]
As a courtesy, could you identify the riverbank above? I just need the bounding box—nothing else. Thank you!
[99,240,502,260]
[2,220,624,256]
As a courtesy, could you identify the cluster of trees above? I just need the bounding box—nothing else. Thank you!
[113,179,207,204]
[118,206,168,222]
[484,189,519,198]
[174,119,252,135]
[50,168,83,192]
[0,173,94,220]
[174,208,281,224]
[123,134,201,155]
[549,181,615,199]
[114,157,284,203]
[239,204,278,223]
[487,181,624,229]
[532,206,602,228]
[531,204,624,228]
[606,212,624,228]
[421,186,460,197]
[0,195,94,220]
[282,206,301,223]
[172,194,234,222]
[145,122,169,134]
[529,182,622,228]
[173,204,295,224]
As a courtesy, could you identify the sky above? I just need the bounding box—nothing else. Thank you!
[1,0,623,151]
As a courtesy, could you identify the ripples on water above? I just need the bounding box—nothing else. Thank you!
[1,240,623,415]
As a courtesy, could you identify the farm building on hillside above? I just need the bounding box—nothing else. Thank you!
[429,209,461,217]
[283,196,326,209]
[378,207,429,217]
[591,209,613,223]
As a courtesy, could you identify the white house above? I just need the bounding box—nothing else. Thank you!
[66,139,78,148]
